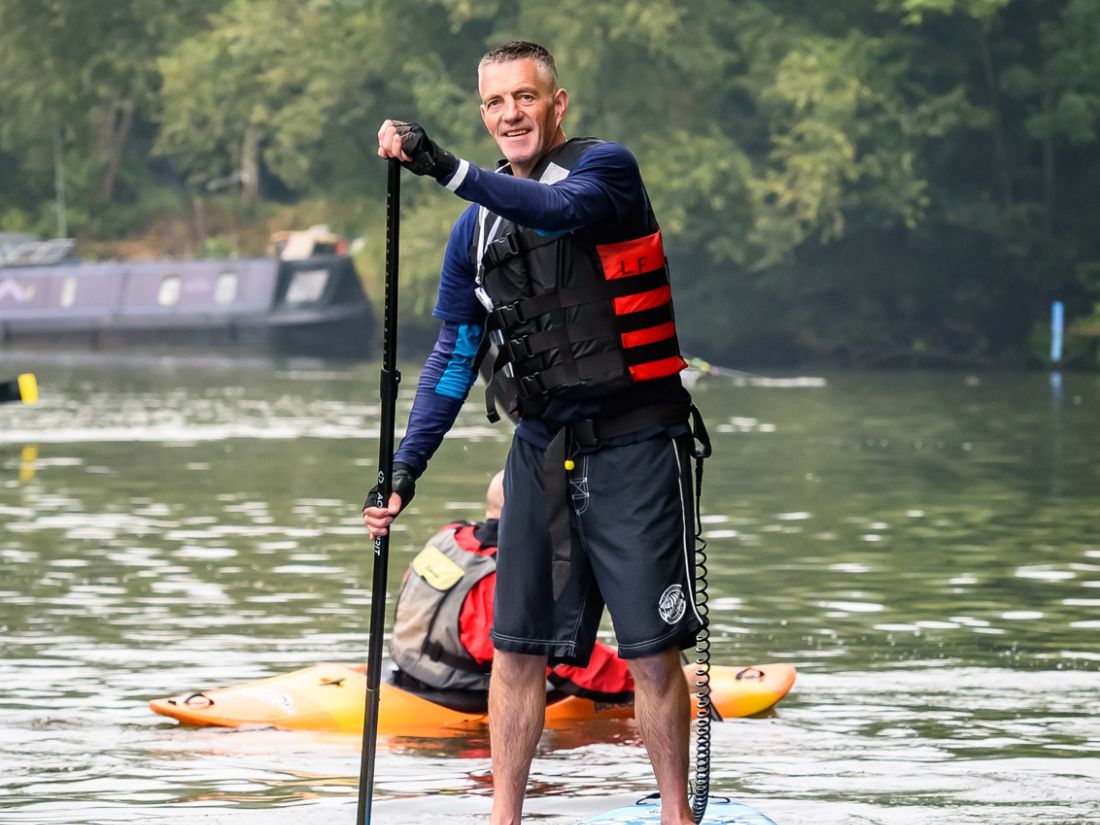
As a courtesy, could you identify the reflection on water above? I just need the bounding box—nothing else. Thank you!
[1,355,1099,823]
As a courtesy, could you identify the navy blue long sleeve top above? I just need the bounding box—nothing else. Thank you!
[392,140,648,478]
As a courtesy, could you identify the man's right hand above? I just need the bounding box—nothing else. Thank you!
[363,492,403,539]
[362,463,416,538]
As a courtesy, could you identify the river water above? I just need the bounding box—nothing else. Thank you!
[1,353,1097,825]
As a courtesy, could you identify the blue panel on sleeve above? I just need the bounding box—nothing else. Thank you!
[434,323,482,400]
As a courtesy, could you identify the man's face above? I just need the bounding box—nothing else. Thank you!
[479,58,568,178]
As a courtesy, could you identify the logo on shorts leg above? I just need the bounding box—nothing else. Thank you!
[658,584,687,625]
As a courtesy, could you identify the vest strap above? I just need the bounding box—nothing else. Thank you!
[422,639,493,674]
[483,227,561,270]
[517,350,625,401]
[488,282,608,329]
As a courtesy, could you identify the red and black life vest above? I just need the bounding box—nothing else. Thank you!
[390,519,637,701]
[389,522,496,692]
[473,138,689,423]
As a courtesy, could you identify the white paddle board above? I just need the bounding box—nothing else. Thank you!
[577,797,778,824]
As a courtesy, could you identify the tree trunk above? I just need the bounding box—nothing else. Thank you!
[95,98,135,203]
[1038,24,1056,238]
[241,124,261,200]
[976,23,1013,208]
[53,126,67,238]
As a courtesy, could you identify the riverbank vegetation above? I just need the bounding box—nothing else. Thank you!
[2,0,1099,365]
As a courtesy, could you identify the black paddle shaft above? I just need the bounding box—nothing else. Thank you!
[356,158,401,825]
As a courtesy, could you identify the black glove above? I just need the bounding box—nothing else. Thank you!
[364,462,416,513]
[393,121,459,182]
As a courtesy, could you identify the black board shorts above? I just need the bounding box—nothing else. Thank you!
[490,431,705,666]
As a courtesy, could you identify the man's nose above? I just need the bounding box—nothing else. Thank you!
[502,98,521,120]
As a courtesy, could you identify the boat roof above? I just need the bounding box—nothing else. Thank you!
[0,236,76,267]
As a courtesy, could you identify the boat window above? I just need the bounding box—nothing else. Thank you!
[214,271,238,304]
[60,277,78,308]
[285,269,328,304]
[158,274,181,306]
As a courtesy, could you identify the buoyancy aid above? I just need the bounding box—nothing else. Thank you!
[391,520,638,700]
[389,522,496,691]
[473,138,689,423]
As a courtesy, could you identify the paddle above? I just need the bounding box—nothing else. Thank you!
[0,373,38,405]
[356,158,401,825]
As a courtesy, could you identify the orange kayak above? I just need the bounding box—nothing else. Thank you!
[150,662,795,735]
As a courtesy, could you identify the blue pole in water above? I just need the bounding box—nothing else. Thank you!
[1050,300,1064,365]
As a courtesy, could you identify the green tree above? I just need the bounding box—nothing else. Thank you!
[5,0,1100,365]
[0,0,223,232]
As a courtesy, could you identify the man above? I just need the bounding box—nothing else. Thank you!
[366,41,706,825]
[390,470,634,703]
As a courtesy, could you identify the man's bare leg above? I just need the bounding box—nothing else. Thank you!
[628,647,695,825]
[489,650,548,825]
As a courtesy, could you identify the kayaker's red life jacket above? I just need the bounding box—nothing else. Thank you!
[390,522,496,692]
[390,520,636,702]
[474,138,688,422]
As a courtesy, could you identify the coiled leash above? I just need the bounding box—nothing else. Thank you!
[688,403,714,825]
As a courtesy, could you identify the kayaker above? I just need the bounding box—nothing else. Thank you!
[389,469,634,702]
[366,40,707,825]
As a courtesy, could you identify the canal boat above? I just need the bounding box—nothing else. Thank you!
[0,228,373,358]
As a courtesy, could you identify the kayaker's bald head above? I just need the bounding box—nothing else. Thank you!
[485,470,505,520]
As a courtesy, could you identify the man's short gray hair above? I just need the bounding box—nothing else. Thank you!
[478,41,558,89]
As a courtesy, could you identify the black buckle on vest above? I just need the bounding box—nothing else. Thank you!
[485,233,523,268]
[493,302,526,328]
[518,373,546,399]
[504,336,533,361]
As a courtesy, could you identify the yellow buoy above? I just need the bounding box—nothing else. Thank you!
[18,373,38,405]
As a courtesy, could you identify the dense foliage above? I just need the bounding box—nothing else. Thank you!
[2,0,1099,365]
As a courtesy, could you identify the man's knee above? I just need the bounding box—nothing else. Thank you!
[625,647,683,692]
[491,649,548,683]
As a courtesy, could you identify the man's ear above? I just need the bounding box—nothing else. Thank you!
[554,88,569,128]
